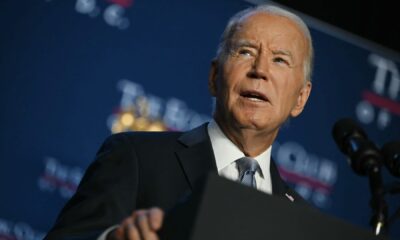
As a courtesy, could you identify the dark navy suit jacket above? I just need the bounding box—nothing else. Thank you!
[44,123,304,239]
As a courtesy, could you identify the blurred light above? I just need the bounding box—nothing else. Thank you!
[111,121,124,133]
[134,117,149,130]
[147,122,166,131]
[121,112,135,126]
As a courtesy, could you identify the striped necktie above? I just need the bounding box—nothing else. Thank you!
[236,157,261,188]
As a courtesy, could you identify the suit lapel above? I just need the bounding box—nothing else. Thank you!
[175,124,302,204]
[176,123,217,190]
[270,159,303,203]
[270,158,286,196]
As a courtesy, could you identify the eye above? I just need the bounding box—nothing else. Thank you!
[273,57,289,65]
[237,48,255,57]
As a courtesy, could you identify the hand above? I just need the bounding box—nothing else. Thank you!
[107,207,164,240]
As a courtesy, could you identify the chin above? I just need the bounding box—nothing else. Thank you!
[233,114,269,130]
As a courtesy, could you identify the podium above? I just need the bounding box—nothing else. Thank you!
[159,173,389,240]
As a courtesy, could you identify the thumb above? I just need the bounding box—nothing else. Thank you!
[148,207,164,230]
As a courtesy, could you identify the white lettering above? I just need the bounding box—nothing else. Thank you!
[38,157,83,198]
[369,54,400,99]
[163,99,191,130]
[377,109,391,129]
[276,141,308,173]
[294,182,312,199]
[0,219,11,235]
[0,219,46,240]
[356,100,375,124]
[275,141,337,186]
[187,113,209,129]
[112,80,210,132]
[75,0,97,14]
[146,95,163,119]
[14,222,34,240]
[118,80,144,109]
[313,190,330,208]
[318,159,337,185]
[103,4,130,29]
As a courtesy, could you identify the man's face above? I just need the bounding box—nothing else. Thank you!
[209,12,312,136]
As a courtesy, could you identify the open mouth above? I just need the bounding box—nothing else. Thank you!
[240,90,268,102]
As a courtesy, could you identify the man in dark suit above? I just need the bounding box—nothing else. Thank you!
[45,3,313,240]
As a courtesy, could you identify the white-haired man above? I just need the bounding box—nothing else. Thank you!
[45,4,313,240]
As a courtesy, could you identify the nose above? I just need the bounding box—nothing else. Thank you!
[247,54,268,80]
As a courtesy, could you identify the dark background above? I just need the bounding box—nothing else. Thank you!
[0,0,399,239]
[272,1,400,54]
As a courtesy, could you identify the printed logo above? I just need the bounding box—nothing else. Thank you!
[108,80,337,208]
[356,54,400,130]
[0,219,45,240]
[46,0,134,30]
[37,157,83,199]
[107,79,211,133]
[273,141,337,208]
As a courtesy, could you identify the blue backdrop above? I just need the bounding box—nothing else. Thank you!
[0,0,399,239]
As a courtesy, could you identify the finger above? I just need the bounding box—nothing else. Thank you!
[107,228,122,240]
[135,212,158,240]
[148,207,164,230]
[124,218,141,240]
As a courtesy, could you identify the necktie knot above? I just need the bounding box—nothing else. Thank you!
[236,157,261,188]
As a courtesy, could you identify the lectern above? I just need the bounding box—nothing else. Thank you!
[159,173,389,240]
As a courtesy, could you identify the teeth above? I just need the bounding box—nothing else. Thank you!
[241,92,266,102]
[247,97,264,102]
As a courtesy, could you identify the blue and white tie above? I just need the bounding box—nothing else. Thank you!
[237,157,261,188]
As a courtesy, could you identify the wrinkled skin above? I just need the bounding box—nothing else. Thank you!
[209,12,312,157]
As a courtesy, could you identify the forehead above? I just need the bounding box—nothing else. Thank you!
[231,12,308,57]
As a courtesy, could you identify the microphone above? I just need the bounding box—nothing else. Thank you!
[332,118,383,176]
[382,141,400,177]
[332,118,387,235]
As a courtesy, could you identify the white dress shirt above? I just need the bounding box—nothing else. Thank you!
[207,120,272,194]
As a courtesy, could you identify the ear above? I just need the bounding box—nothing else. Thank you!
[290,81,312,117]
[208,60,218,96]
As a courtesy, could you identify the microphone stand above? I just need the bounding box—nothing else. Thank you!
[367,164,388,236]
[332,118,398,236]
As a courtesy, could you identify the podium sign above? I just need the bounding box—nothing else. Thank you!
[159,173,389,240]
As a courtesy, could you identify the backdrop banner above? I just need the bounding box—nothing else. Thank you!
[0,0,399,239]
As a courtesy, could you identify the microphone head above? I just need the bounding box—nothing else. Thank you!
[381,141,400,177]
[332,118,368,154]
[332,118,381,176]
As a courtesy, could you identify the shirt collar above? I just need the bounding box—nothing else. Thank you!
[207,119,271,177]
